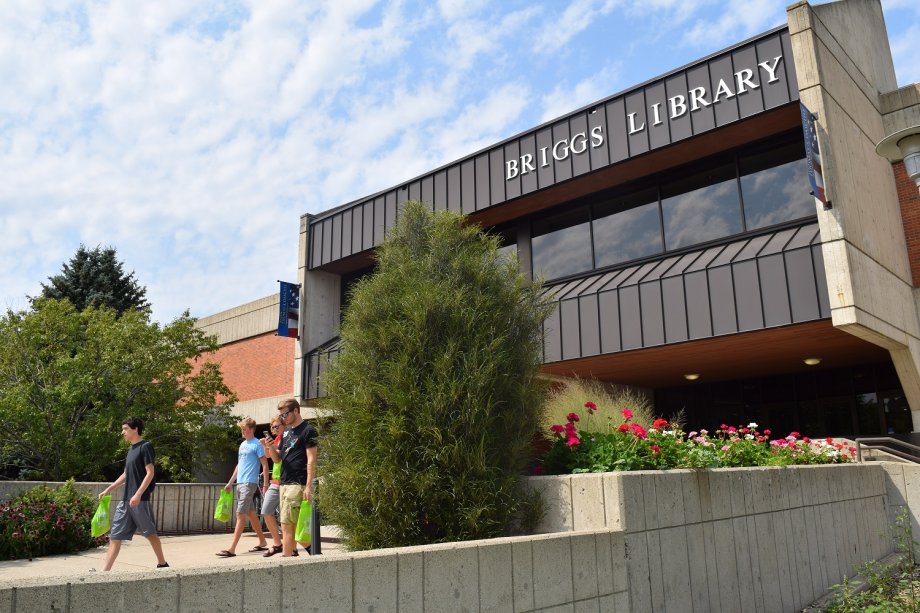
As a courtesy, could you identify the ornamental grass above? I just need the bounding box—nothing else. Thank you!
[540,402,856,475]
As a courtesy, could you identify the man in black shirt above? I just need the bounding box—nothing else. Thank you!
[264,398,318,557]
[99,417,168,571]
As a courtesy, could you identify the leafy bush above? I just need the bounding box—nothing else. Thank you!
[540,402,856,474]
[321,201,553,550]
[0,480,106,560]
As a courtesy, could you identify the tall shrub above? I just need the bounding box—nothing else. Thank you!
[321,200,553,549]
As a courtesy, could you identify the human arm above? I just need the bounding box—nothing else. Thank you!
[263,436,281,463]
[260,455,269,491]
[129,463,156,507]
[225,465,239,491]
[304,446,317,501]
[99,472,126,499]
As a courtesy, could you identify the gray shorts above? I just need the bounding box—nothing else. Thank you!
[261,483,280,516]
[110,500,158,541]
[236,483,259,514]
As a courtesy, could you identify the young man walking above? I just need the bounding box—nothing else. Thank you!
[216,417,270,557]
[99,417,168,571]
[264,399,317,557]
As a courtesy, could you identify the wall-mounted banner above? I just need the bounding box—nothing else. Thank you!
[277,281,300,338]
[800,102,830,209]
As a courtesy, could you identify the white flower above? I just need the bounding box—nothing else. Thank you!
[663,430,675,436]
[747,422,758,429]
[744,434,754,440]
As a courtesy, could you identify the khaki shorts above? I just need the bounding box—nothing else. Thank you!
[279,484,304,526]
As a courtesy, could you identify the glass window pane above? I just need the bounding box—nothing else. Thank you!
[740,141,814,230]
[593,187,663,268]
[661,162,741,250]
[531,207,592,280]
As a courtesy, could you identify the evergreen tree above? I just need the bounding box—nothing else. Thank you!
[321,201,553,549]
[38,244,149,314]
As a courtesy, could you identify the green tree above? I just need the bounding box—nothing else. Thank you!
[38,244,149,314]
[321,201,553,549]
[0,299,237,481]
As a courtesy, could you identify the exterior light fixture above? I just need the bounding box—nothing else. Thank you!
[876,126,920,194]
[803,357,822,366]
[684,373,700,381]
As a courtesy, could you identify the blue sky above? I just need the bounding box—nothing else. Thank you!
[1,0,918,322]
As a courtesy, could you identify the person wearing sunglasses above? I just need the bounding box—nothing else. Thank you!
[263,398,318,557]
[257,416,285,557]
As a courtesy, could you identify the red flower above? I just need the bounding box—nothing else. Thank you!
[630,424,648,439]
[617,423,629,433]
[584,401,597,412]
[564,422,576,435]
[652,418,669,430]
[803,437,811,443]
[789,432,801,439]
[727,426,737,433]
[567,436,581,447]
[720,424,728,430]
[550,424,565,434]
[826,437,834,444]
[567,412,580,423]
[763,429,771,436]
[651,445,661,454]
[621,408,634,420]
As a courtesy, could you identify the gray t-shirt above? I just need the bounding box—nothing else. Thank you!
[124,440,156,501]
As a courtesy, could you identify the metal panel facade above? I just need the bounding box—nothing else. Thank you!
[541,224,831,364]
[308,27,798,269]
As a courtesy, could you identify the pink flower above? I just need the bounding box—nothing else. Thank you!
[763,429,771,436]
[621,408,634,420]
[651,445,661,454]
[789,432,801,439]
[630,424,648,439]
[567,412,580,423]
[564,422,576,435]
[803,437,811,443]
[652,418,669,430]
[727,426,737,433]
[584,401,597,412]
[550,424,565,435]
[567,436,581,447]
[721,445,731,452]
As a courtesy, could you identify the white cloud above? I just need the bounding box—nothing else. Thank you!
[534,0,620,54]
[682,0,783,48]
[539,63,622,123]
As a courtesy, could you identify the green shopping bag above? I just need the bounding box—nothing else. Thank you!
[91,495,112,537]
[214,489,233,523]
[295,499,312,545]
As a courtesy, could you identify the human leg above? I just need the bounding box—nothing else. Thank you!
[260,484,281,547]
[247,509,268,547]
[278,484,304,557]
[101,539,123,571]
[264,514,281,547]
[145,534,167,566]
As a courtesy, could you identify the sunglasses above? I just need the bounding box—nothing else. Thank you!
[270,425,280,432]
[278,410,291,420]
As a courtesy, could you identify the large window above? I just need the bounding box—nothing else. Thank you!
[593,186,662,268]
[661,162,741,250]
[531,207,592,280]
[529,131,815,282]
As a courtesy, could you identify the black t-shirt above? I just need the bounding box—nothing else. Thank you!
[124,440,156,501]
[280,421,318,485]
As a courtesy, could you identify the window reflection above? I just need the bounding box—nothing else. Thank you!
[531,207,592,280]
[593,187,662,268]
[740,142,813,230]
[661,162,741,250]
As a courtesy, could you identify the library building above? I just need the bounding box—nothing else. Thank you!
[200,0,920,442]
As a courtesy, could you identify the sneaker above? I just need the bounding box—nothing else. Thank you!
[157,562,170,568]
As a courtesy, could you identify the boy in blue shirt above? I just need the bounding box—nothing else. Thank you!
[216,417,270,557]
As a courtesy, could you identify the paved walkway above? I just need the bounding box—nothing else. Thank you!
[0,527,343,583]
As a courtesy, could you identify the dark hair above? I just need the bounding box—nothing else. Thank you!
[277,398,300,412]
[123,417,145,435]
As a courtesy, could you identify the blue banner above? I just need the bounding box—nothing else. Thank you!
[278,281,300,338]
[800,102,829,209]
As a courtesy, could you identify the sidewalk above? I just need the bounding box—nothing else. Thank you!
[0,527,343,584]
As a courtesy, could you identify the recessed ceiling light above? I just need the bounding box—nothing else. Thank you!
[684,373,700,381]
[803,357,822,366]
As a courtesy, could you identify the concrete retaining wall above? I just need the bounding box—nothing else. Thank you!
[0,529,629,613]
[0,482,233,534]
[525,464,893,612]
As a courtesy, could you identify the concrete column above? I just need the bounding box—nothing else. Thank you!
[296,213,341,403]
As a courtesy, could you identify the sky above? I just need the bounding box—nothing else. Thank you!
[2,0,919,323]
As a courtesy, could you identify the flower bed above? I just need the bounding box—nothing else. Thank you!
[540,402,856,475]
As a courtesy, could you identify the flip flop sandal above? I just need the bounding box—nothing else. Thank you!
[263,545,283,558]
[216,550,236,558]
[248,545,269,552]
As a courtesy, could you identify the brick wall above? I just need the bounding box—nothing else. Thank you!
[895,160,920,286]
[198,332,294,402]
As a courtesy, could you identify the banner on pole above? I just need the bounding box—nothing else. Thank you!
[278,281,300,338]
[800,102,830,209]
